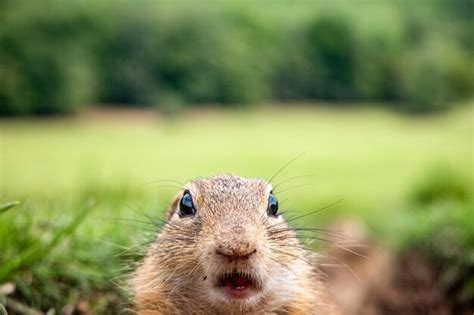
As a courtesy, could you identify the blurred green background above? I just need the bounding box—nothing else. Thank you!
[0,0,473,314]
[1,0,473,115]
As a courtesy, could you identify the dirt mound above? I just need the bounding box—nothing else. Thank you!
[322,219,466,315]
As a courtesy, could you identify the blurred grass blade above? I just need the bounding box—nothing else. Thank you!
[0,201,20,214]
[4,297,42,315]
[0,200,95,282]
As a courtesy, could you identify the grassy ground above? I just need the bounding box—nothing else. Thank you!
[0,103,473,313]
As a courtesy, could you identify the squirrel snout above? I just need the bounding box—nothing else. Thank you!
[215,246,257,261]
[214,225,257,261]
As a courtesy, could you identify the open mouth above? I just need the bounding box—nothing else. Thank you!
[216,272,259,299]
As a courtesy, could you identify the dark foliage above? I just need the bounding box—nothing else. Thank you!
[0,1,472,115]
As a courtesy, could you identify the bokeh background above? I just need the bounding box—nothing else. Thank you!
[0,0,473,314]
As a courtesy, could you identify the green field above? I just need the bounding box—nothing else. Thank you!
[1,104,473,312]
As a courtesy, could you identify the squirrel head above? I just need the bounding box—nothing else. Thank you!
[157,174,306,309]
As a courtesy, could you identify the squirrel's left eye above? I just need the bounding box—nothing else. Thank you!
[179,190,196,217]
[267,192,279,217]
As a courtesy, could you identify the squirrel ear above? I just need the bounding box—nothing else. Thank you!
[166,191,184,220]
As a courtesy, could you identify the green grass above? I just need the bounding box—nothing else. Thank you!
[0,103,473,312]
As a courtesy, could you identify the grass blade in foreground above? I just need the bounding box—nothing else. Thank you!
[0,202,20,214]
[0,199,95,282]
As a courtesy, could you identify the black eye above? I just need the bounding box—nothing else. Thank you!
[179,190,196,217]
[267,192,279,217]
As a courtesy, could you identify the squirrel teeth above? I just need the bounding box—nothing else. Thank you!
[218,272,255,292]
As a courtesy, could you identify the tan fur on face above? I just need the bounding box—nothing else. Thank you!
[131,175,339,315]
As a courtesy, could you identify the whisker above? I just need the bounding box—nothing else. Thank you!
[321,260,361,282]
[268,226,352,241]
[273,184,313,195]
[125,203,162,226]
[94,217,158,226]
[147,184,184,190]
[268,226,367,260]
[272,242,362,282]
[272,174,316,192]
[114,238,156,258]
[142,179,185,186]
[269,199,343,229]
[272,248,327,279]
[123,203,189,234]
[266,153,306,189]
[330,244,369,259]
[98,238,133,251]
[261,252,298,277]
[278,198,289,207]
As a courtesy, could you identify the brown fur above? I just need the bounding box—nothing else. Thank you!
[131,175,339,314]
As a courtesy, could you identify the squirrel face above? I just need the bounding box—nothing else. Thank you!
[160,174,303,309]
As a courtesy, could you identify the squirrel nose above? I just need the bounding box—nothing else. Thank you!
[215,245,257,261]
[214,226,257,260]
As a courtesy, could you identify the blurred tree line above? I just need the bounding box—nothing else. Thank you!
[0,0,472,116]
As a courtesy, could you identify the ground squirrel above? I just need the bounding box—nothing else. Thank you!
[131,175,340,314]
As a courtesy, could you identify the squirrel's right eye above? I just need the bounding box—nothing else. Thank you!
[267,192,279,217]
[179,191,196,217]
